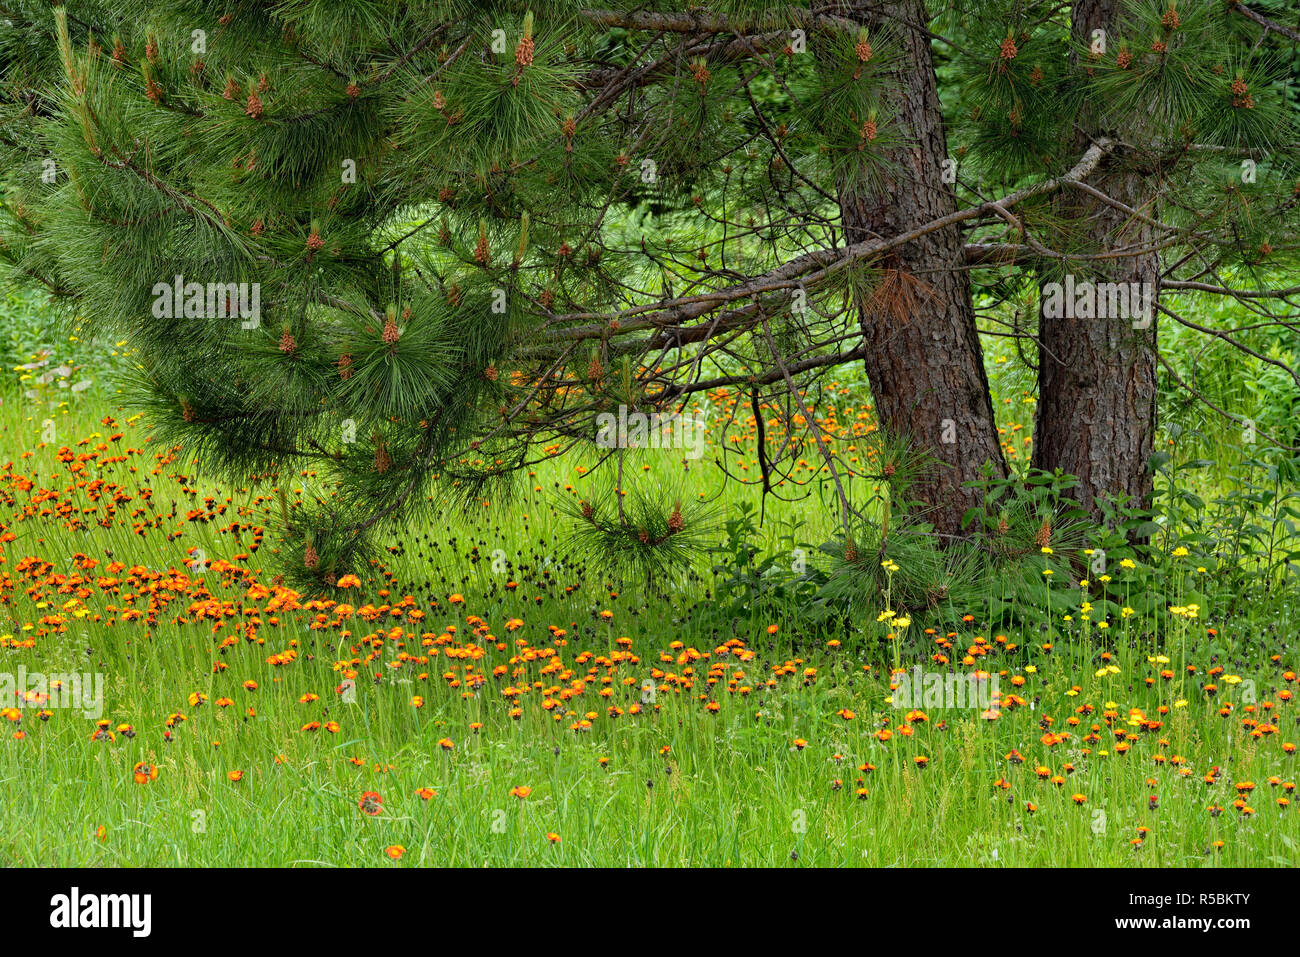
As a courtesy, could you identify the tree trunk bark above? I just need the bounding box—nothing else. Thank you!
[839,0,1007,536]
[1031,0,1158,522]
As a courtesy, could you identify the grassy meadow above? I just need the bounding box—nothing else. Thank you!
[1,302,1299,868]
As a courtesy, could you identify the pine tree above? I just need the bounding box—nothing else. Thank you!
[2,1,1297,585]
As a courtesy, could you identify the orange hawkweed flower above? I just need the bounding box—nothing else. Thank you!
[509,785,532,799]
[546,832,561,844]
[358,791,383,815]
[384,845,406,860]
[415,787,437,800]
[227,770,244,782]
[132,762,158,784]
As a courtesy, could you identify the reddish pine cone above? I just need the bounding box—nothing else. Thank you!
[999,36,1018,60]
[246,90,263,118]
[515,35,535,67]
[338,354,353,380]
[279,328,296,353]
[306,230,325,252]
[304,545,319,569]
[667,503,684,533]
[382,317,401,345]
[1231,77,1254,109]
[1035,518,1052,547]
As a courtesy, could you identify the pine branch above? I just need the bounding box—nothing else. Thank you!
[1232,2,1300,44]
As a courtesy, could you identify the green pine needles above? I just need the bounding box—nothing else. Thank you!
[1,1,1297,590]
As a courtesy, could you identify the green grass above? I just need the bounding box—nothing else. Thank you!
[1,351,1298,867]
